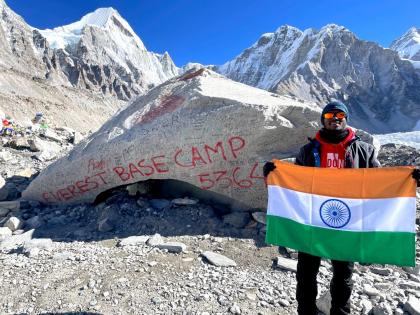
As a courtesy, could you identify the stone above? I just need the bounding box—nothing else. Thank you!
[0,229,34,250]
[97,218,114,232]
[0,151,13,162]
[72,132,83,144]
[25,215,43,229]
[370,267,392,276]
[23,69,322,209]
[405,295,420,315]
[229,303,241,314]
[5,216,22,231]
[171,198,198,206]
[27,136,45,152]
[400,280,420,290]
[53,252,74,261]
[126,183,138,196]
[222,212,250,228]
[23,238,54,251]
[16,168,35,178]
[8,136,31,150]
[147,233,163,246]
[41,129,63,143]
[202,251,237,267]
[117,236,149,247]
[316,291,331,315]
[251,211,266,224]
[372,303,393,315]
[403,265,420,276]
[0,175,4,189]
[24,247,40,258]
[136,182,150,195]
[136,198,150,208]
[0,227,12,240]
[275,256,297,272]
[279,299,290,307]
[363,284,380,296]
[360,299,373,315]
[0,207,10,217]
[156,242,187,253]
[149,199,170,210]
[394,308,404,315]
[0,201,20,211]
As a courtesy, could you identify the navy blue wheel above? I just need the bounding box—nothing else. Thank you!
[319,199,351,228]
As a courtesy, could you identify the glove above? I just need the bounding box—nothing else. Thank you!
[263,162,276,177]
[413,168,420,187]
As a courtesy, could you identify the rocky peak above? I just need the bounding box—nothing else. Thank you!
[217,24,420,133]
[390,27,420,61]
[39,7,146,52]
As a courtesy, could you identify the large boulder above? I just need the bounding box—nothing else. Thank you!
[22,69,323,209]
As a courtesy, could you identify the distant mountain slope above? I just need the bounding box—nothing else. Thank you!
[391,27,420,61]
[37,7,179,100]
[0,0,179,131]
[217,24,420,133]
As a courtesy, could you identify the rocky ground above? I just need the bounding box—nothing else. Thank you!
[0,133,419,315]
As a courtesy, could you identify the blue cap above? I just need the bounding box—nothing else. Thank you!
[321,101,349,122]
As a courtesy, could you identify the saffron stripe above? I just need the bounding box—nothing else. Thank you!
[265,215,415,267]
[267,160,416,199]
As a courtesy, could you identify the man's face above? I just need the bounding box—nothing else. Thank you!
[323,110,347,131]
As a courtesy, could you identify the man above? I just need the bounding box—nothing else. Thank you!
[264,101,382,314]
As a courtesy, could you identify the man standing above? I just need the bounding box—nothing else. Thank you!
[264,101,380,314]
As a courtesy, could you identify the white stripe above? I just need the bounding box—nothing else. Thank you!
[267,185,416,233]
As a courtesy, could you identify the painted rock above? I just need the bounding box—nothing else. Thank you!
[23,69,321,208]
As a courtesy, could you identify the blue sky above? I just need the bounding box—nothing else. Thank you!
[6,0,419,66]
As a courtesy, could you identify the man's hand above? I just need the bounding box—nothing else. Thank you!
[413,168,420,187]
[263,162,276,177]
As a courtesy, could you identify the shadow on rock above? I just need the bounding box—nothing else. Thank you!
[6,179,269,248]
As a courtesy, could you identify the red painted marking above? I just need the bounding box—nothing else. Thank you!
[129,163,145,178]
[88,159,106,172]
[197,173,215,190]
[136,95,185,124]
[204,141,227,163]
[113,166,131,182]
[228,136,246,159]
[42,171,108,203]
[214,170,232,188]
[138,159,154,176]
[179,68,205,81]
[232,166,252,188]
[191,147,207,167]
[249,162,265,180]
[151,155,169,173]
[174,149,194,168]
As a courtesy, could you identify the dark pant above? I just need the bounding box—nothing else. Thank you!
[296,252,354,315]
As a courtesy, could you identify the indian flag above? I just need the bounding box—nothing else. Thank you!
[266,160,417,266]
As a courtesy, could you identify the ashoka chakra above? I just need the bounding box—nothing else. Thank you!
[319,199,351,228]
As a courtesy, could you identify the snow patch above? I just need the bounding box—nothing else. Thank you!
[391,27,420,60]
[38,7,145,51]
[374,131,420,150]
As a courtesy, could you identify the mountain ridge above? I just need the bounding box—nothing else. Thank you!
[217,24,420,133]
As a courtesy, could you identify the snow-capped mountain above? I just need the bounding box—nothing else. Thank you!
[0,1,179,131]
[391,27,420,61]
[36,7,179,100]
[217,24,420,133]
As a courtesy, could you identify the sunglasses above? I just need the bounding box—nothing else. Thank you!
[323,112,346,119]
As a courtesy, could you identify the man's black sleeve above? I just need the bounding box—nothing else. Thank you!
[295,147,305,166]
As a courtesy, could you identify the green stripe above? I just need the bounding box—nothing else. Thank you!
[266,215,415,267]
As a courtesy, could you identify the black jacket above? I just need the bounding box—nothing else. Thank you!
[295,136,381,168]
